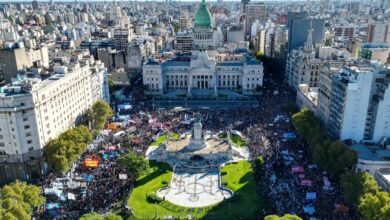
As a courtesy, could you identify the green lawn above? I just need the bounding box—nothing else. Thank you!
[128,160,262,219]
[151,133,180,146]
[128,161,177,219]
[230,134,247,147]
[170,133,180,139]
[218,132,227,139]
[151,134,167,146]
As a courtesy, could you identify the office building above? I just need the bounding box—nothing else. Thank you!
[367,22,390,44]
[287,12,325,52]
[114,28,132,50]
[244,2,266,39]
[32,0,39,10]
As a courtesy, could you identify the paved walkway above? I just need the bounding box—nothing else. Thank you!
[157,170,232,207]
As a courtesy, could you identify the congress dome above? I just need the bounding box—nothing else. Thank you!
[194,0,213,28]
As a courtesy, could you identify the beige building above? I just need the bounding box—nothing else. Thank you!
[0,46,49,84]
[0,60,109,184]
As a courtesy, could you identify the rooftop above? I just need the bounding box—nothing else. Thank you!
[350,144,390,161]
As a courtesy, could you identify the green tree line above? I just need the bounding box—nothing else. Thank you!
[292,108,357,177]
[43,125,92,174]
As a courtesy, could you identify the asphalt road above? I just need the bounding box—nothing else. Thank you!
[150,99,260,109]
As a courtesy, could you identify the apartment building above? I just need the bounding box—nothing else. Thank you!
[0,60,109,183]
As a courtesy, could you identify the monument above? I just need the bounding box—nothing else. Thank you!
[188,112,204,150]
[146,113,250,207]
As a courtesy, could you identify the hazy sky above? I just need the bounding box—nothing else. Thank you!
[1,0,313,2]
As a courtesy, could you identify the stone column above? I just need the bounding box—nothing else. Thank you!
[187,75,192,96]
[214,73,218,97]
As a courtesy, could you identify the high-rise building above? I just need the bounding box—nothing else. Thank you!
[244,2,266,39]
[32,0,38,10]
[327,65,374,141]
[314,59,390,143]
[272,26,288,58]
[241,0,250,13]
[113,28,132,50]
[16,3,23,11]
[287,12,325,52]
[334,25,356,40]
[175,30,193,52]
[0,60,109,183]
[367,22,390,44]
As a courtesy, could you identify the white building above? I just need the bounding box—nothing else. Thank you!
[142,0,263,98]
[328,66,374,141]
[0,60,109,183]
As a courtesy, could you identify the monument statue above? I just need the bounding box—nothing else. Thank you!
[194,112,202,123]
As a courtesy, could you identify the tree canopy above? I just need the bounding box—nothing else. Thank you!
[91,100,113,131]
[118,152,149,181]
[44,125,92,174]
[0,181,45,220]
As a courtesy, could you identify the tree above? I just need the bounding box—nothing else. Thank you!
[285,102,298,115]
[44,126,92,174]
[341,172,364,204]
[91,100,113,131]
[358,192,385,220]
[0,181,45,220]
[118,152,149,181]
[254,85,263,94]
[264,214,302,220]
[292,108,357,177]
[254,156,264,171]
[108,77,116,92]
[60,125,92,145]
[255,51,267,62]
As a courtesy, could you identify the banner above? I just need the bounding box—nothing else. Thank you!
[300,180,313,186]
[84,159,99,168]
[292,166,304,173]
[119,174,128,180]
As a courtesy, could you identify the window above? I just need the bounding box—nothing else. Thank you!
[26,132,32,137]
[23,117,28,122]
[0,143,4,147]
[24,125,30,129]
[27,140,32,144]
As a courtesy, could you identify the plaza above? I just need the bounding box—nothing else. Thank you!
[157,168,233,207]
[146,113,248,207]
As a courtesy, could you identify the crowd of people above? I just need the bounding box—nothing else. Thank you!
[33,74,355,219]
